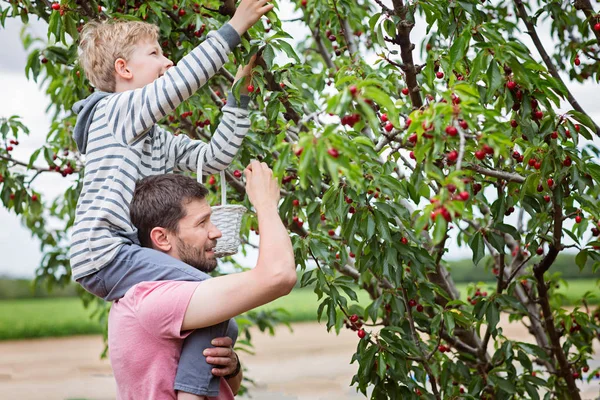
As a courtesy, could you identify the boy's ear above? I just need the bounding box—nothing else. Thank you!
[114,58,132,80]
[149,227,172,252]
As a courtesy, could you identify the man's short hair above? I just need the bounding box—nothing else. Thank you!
[78,19,159,92]
[131,174,209,248]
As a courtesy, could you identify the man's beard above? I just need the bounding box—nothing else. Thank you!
[176,237,218,273]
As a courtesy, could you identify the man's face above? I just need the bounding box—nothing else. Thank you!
[170,198,222,273]
[125,39,173,88]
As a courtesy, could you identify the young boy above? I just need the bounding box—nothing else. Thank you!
[69,0,274,398]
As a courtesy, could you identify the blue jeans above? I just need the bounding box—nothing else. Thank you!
[77,243,238,396]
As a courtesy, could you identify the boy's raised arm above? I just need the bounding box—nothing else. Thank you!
[164,58,256,175]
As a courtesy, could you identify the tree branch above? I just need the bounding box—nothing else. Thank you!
[464,163,525,183]
[574,0,600,45]
[514,0,600,136]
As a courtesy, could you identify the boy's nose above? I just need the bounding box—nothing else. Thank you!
[163,57,174,69]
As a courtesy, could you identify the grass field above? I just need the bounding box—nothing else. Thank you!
[0,280,597,340]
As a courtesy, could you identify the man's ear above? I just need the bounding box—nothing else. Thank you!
[149,227,172,252]
[114,58,132,80]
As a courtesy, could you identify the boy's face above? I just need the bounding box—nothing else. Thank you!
[122,38,173,88]
[169,198,222,273]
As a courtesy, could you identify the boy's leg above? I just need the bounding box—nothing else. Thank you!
[89,244,227,397]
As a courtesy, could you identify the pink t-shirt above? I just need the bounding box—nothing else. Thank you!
[108,280,235,400]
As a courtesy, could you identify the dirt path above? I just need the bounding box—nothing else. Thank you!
[0,319,599,400]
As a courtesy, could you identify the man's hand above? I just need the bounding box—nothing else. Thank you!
[203,336,239,377]
[244,160,280,213]
[229,0,274,37]
[234,55,257,96]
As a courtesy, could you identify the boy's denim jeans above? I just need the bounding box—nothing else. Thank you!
[78,243,238,396]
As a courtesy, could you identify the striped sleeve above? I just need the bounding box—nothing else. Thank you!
[104,24,241,147]
[163,92,250,174]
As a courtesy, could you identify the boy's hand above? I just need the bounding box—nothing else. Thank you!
[234,55,257,95]
[203,336,239,377]
[229,0,274,37]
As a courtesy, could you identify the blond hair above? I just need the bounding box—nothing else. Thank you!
[78,19,160,92]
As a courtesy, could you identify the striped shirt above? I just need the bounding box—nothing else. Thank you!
[69,25,249,281]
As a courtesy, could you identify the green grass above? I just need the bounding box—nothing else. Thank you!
[1,279,598,340]
[0,297,103,340]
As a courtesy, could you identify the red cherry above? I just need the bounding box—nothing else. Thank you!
[349,85,358,96]
[292,199,300,207]
[295,147,304,156]
[574,124,580,132]
[565,129,571,138]
[563,157,572,167]
[459,191,470,201]
[510,120,518,128]
[409,151,416,160]
[534,110,544,119]
[320,214,326,221]
[178,8,186,16]
[233,170,242,178]
[380,113,388,123]
[301,0,307,6]
[551,131,558,139]
[594,23,600,32]
[6,146,13,151]
[31,194,38,201]
[574,57,580,66]
[547,178,554,187]
[9,193,15,200]
[51,3,60,10]
[208,176,216,185]
[349,252,355,258]
[328,229,335,236]
[246,84,255,93]
[384,122,393,132]
[445,126,458,136]
[401,237,408,244]
[357,329,366,338]
[575,215,582,223]
[408,133,417,143]
[583,366,589,373]
[408,299,417,307]
[483,144,494,155]
[459,120,468,130]
[401,87,409,95]
[528,158,536,167]
[536,247,543,255]
[447,150,458,162]
[534,162,541,170]
[543,195,551,203]
[506,80,517,90]
[492,267,499,275]
[327,148,339,158]
[475,150,486,160]
[350,314,359,323]
[436,71,444,79]
[416,304,424,312]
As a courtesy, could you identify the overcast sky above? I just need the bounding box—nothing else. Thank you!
[0,2,598,278]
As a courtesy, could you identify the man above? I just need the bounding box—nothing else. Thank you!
[108,160,297,400]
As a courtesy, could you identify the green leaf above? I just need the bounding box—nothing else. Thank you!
[485,60,503,97]
[262,45,275,69]
[486,301,500,332]
[469,231,485,266]
[575,250,588,271]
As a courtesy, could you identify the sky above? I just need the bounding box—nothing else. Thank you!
[0,2,598,278]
